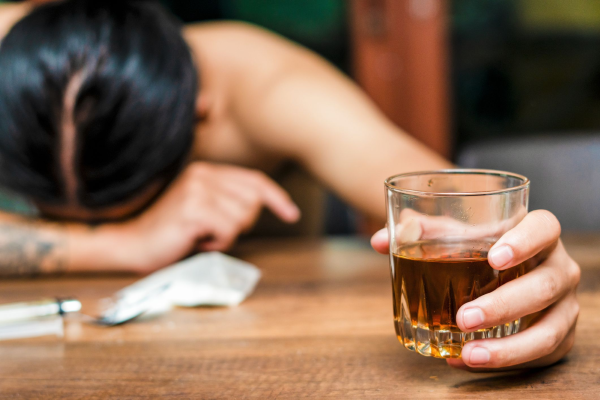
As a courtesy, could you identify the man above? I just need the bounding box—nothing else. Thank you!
[0,0,580,370]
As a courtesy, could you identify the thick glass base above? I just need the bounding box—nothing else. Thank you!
[395,318,521,358]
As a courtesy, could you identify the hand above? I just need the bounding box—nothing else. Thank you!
[371,210,580,370]
[119,162,300,273]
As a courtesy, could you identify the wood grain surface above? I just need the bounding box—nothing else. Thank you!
[0,235,598,399]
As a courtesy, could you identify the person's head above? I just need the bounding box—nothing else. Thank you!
[0,0,197,222]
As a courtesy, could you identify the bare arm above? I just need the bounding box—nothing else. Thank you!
[0,162,299,276]
[0,211,132,277]
[245,63,452,222]
[186,23,451,222]
[0,3,31,40]
[0,218,65,277]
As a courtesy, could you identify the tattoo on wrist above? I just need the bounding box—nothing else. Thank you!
[0,223,66,278]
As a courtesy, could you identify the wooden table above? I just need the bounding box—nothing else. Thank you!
[0,235,598,398]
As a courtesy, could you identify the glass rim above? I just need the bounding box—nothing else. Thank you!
[385,169,530,197]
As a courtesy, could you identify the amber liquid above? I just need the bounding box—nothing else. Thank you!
[391,239,524,358]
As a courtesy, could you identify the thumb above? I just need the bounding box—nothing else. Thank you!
[371,228,389,254]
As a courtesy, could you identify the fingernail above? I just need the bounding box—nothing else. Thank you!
[373,228,388,242]
[462,307,484,329]
[489,245,514,268]
[467,347,490,365]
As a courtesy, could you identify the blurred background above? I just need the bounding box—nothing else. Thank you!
[3,0,600,233]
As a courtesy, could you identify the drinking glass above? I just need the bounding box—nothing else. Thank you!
[385,169,530,358]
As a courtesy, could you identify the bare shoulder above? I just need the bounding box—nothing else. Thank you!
[182,21,343,165]
[183,21,315,77]
[183,21,300,54]
[0,3,32,40]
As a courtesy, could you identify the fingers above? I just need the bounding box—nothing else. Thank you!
[455,293,579,369]
[242,170,301,223]
[447,325,576,371]
[456,241,580,332]
[181,162,300,252]
[370,209,430,255]
[211,185,261,232]
[210,164,300,224]
[371,205,578,371]
[370,207,520,255]
[394,212,424,243]
[193,208,239,252]
[371,228,389,254]
[488,210,561,270]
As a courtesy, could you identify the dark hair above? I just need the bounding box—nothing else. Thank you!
[0,0,197,209]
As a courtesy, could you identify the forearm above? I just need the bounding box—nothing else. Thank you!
[0,211,134,277]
